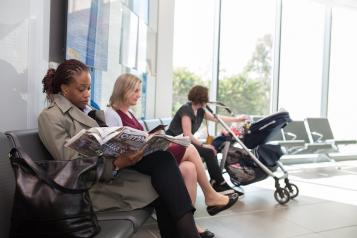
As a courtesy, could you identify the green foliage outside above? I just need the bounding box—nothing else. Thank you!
[172,34,272,116]
[172,68,209,113]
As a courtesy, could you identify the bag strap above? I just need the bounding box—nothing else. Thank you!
[10,147,104,194]
[205,118,210,137]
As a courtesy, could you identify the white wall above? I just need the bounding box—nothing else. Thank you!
[0,0,50,131]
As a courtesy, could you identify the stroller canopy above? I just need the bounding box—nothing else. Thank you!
[243,111,291,149]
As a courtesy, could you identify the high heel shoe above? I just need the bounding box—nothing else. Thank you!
[199,229,215,238]
[206,193,239,216]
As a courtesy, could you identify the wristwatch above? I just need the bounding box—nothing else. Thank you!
[112,160,120,177]
[112,169,120,177]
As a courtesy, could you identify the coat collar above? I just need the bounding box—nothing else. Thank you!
[52,94,98,128]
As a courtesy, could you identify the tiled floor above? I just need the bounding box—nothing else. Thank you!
[132,160,357,238]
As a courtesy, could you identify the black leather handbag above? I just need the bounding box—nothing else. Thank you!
[9,147,104,238]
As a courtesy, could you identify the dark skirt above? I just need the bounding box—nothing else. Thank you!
[167,143,186,164]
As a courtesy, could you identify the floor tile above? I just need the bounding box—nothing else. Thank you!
[318,226,357,238]
[132,161,357,238]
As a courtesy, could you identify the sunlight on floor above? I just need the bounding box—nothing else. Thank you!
[246,160,357,206]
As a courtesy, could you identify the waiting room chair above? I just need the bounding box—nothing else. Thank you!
[160,117,172,127]
[4,129,153,238]
[281,121,336,155]
[144,119,162,132]
[305,117,357,146]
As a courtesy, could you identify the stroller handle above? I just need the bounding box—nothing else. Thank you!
[208,102,233,114]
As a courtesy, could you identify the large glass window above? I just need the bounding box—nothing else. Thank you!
[218,0,276,116]
[66,0,153,118]
[172,0,215,114]
[328,6,357,139]
[278,0,325,120]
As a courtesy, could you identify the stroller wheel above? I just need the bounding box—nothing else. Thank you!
[285,183,299,199]
[274,188,290,205]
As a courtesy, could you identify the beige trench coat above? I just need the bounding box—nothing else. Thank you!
[38,94,158,211]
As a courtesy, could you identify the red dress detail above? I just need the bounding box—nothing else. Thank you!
[115,110,186,164]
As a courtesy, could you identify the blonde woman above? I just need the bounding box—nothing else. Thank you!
[105,74,239,238]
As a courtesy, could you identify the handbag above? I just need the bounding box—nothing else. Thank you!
[205,119,214,144]
[9,147,104,238]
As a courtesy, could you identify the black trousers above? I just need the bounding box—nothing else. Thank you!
[193,144,225,184]
[130,151,196,238]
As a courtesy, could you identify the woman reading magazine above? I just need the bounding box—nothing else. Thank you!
[64,125,191,159]
[38,59,200,238]
[105,73,239,238]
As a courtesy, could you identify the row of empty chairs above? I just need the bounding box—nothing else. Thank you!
[269,117,357,164]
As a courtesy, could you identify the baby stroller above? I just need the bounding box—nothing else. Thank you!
[207,103,299,204]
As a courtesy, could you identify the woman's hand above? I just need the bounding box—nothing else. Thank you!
[113,146,146,169]
[237,114,251,122]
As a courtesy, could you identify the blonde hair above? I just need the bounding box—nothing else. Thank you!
[109,73,141,106]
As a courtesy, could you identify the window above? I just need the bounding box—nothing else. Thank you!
[172,0,215,114]
[278,0,325,119]
[328,6,357,139]
[218,0,276,116]
[66,0,153,119]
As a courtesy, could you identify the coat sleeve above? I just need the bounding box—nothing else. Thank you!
[38,109,115,181]
[38,109,79,161]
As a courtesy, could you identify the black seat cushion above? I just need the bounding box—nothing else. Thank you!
[0,132,15,238]
[96,207,153,231]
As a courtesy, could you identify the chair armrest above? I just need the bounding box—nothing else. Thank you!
[269,140,305,147]
[334,139,357,145]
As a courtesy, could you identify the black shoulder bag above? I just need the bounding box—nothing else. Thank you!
[9,147,104,238]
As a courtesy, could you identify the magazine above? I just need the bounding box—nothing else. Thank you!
[64,126,190,158]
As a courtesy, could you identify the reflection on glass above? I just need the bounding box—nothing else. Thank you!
[146,28,157,75]
[279,0,325,119]
[66,0,152,119]
[131,0,149,24]
[137,19,148,72]
[219,0,275,116]
[66,0,110,70]
[119,6,138,69]
[328,6,357,138]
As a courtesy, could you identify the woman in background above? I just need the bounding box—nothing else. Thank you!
[38,59,200,238]
[166,85,249,195]
[105,73,239,238]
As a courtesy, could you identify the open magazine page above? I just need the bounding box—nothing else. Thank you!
[143,137,171,156]
[147,134,191,147]
[65,131,104,157]
[65,126,190,158]
[87,127,122,145]
[143,134,190,156]
[100,127,147,157]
